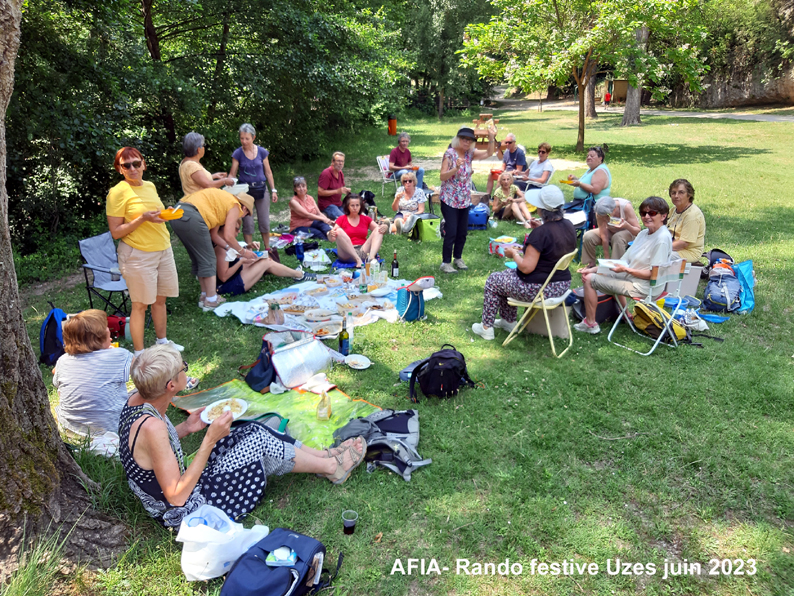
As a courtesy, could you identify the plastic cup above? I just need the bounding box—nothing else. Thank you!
[342,510,358,535]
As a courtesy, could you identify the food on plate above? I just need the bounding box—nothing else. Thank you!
[270,293,297,305]
[609,217,622,226]
[307,287,329,297]
[281,304,311,314]
[494,236,516,244]
[324,277,342,288]
[348,358,364,368]
[159,207,184,220]
[206,399,244,422]
[559,179,574,185]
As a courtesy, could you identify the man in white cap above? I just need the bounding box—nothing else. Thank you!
[581,196,640,267]
[472,185,577,340]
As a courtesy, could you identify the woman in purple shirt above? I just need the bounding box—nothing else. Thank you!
[229,123,278,250]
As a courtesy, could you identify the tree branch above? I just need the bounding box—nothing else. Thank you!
[160,23,225,42]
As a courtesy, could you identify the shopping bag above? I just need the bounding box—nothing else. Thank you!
[176,504,269,581]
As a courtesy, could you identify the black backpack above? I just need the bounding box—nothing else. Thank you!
[220,528,342,596]
[409,344,475,403]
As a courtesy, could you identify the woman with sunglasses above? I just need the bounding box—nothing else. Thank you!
[228,123,278,250]
[178,132,234,196]
[169,189,257,311]
[517,142,554,194]
[119,345,367,527]
[107,147,181,357]
[575,196,672,334]
[438,125,497,273]
[568,146,612,203]
[390,171,426,235]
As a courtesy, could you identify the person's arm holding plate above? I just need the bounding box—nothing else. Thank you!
[107,211,164,240]
[504,245,540,275]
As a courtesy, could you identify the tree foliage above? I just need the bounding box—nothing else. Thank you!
[461,0,708,149]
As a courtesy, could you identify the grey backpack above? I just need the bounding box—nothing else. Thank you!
[332,409,431,481]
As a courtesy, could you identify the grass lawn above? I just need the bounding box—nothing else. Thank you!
[18,108,794,595]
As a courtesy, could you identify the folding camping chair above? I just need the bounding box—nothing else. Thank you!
[78,231,130,316]
[502,248,578,358]
[607,259,689,356]
[377,155,399,197]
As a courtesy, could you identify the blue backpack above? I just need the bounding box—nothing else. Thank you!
[39,303,68,366]
[239,336,276,392]
[467,203,489,230]
[220,528,341,596]
[702,270,742,313]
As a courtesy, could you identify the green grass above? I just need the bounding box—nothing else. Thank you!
[20,109,794,595]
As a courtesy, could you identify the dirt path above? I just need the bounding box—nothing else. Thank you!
[20,269,85,309]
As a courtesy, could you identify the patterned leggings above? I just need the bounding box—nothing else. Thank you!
[482,270,570,327]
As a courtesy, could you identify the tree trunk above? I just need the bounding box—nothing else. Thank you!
[0,0,128,578]
[621,26,649,127]
[437,87,445,119]
[584,61,598,119]
[207,13,231,124]
[139,0,176,142]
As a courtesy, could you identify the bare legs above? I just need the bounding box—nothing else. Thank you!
[130,296,169,351]
[239,259,304,291]
[335,228,386,266]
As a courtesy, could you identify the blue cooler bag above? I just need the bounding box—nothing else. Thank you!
[397,289,425,321]
[468,204,489,230]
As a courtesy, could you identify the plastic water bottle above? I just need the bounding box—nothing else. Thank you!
[488,218,497,229]
[346,311,355,346]
[295,236,304,262]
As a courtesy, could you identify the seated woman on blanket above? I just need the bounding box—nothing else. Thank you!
[327,193,388,267]
[390,171,426,235]
[119,345,367,527]
[214,220,314,296]
[491,171,532,227]
[472,186,577,341]
[575,196,673,335]
[289,176,334,240]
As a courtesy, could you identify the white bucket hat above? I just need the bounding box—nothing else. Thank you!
[528,185,565,211]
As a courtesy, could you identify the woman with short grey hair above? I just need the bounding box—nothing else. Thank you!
[580,195,640,267]
[228,123,279,249]
[178,131,234,197]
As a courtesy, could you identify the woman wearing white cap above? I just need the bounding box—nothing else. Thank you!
[472,186,577,340]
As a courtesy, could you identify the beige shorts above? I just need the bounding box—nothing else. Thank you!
[590,271,643,299]
[117,241,179,305]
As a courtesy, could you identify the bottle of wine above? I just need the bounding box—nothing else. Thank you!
[316,390,331,421]
[391,250,399,278]
[339,317,350,356]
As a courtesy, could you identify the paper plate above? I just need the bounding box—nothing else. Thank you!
[223,183,249,196]
[200,398,248,424]
[559,179,574,185]
[159,208,184,220]
[505,261,517,269]
[369,286,392,297]
[345,354,371,370]
[305,308,336,322]
[494,236,516,244]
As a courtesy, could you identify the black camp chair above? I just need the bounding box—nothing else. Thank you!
[78,232,130,316]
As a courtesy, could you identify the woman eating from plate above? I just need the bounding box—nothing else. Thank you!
[289,176,334,240]
[178,132,234,196]
[581,196,641,267]
[214,219,315,296]
[228,123,278,249]
[328,194,388,267]
[568,146,612,203]
[119,345,367,527]
[472,186,576,340]
[575,196,672,335]
[491,171,532,227]
[390,171,427,235]
[106,147,181,357]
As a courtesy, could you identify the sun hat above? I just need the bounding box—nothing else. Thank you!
[456,127,476,140]
[235,192,255,214]
[528,185,565,211]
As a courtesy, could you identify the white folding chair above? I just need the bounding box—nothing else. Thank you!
[502,249,578,358]
[377,155,398,197]
[607,259,690,356]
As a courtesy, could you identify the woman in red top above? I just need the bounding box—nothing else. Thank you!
[328,194,388,267]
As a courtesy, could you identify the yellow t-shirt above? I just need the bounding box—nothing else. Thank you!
[182,188,240,229]
[179,160,209,196]
[106,181,170,252]
[667,203,706,263]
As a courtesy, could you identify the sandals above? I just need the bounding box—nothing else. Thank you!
[183,377,200,392]
[325,437,367,485]
[325,437,364,459]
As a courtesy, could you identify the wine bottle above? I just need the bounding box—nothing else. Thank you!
[391,250,399,278]
[339,318,350,356]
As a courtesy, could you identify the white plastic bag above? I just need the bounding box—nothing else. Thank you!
[176,504,269,581]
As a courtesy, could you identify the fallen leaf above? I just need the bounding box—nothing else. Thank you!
[374,532,383,543]
[783,547,790,553]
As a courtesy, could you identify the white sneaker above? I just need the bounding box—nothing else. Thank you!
[440,262,457,274]
[494,319,517,333]
[402,213,418,234]
[202,295,227,312]
[573,320,601,334]
[158,340,184,352]
[471,323,495,340]
[453,258,468,270]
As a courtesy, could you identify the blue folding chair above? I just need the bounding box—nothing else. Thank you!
[562,193,596,262]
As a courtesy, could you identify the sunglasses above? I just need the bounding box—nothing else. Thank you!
[120,160,142,170]
[538,150,548,154]
[165,360,189,391]
[402,180,415,184]
[640,210,659,217]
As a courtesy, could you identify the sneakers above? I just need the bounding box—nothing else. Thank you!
[440,262,457,274]
[402,213,418,234]
[183,377,200,392]
[298,271,317,281]
[494,319,517,333]
[471,323,495,340]
[202,295,227,312]
[453,258,468,270]
[198,293,206,308]
[394,219,402,235]
[573,320,601,334]
[158,339,185,352]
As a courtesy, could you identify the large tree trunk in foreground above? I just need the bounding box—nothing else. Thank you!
[622,26,649,127]
[0,0,128,578]
[584,61,598,119]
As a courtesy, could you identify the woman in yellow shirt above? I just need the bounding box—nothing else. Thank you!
[106,148,181,356]
[178,132,234,196]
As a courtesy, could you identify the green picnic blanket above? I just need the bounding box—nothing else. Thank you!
[171,379,380,449]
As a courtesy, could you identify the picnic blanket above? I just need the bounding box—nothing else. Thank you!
[171,379,381,449]
[211,278,442,329]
